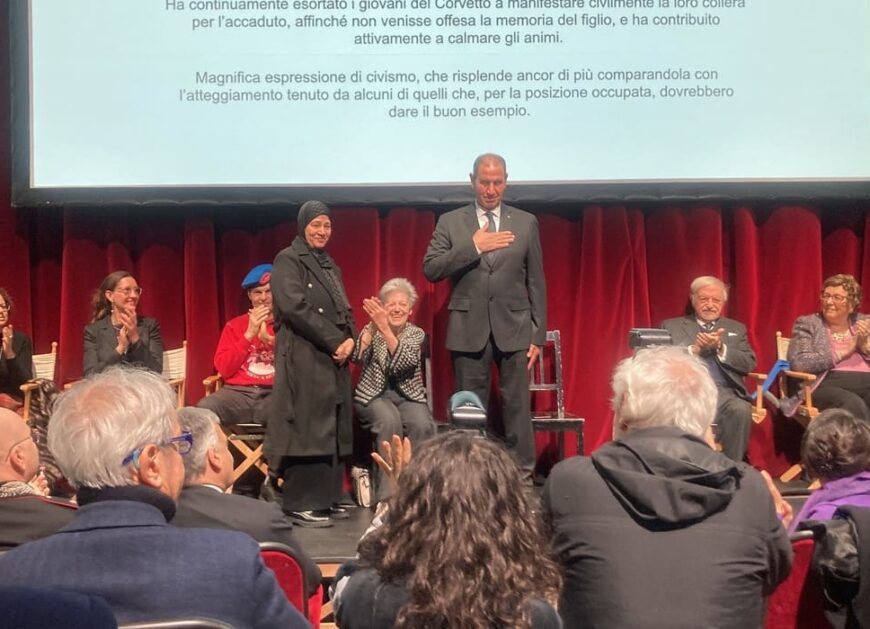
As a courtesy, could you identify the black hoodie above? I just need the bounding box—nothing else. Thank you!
[544,426,792,629]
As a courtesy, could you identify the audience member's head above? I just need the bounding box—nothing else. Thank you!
[48,367,189,499]
[0,409,39,483]
[611,345,717,440]
[802,408,870,483]
[176,407,234,489]
[357,431,560,628]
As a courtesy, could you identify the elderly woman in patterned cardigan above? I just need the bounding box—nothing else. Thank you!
[786,274,870,421]
[353,278,436,503]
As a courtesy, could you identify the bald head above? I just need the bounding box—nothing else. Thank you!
[0,409,39,483]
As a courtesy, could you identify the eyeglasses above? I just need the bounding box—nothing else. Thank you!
[121,431,193,466]
[114,287,143,296]
[820,293,848,304]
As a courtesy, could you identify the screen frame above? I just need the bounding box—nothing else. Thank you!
[10,1,870,209]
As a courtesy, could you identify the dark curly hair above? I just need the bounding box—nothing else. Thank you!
[90,271,134,323]
[802,408,870,482]
[357,432,561,628]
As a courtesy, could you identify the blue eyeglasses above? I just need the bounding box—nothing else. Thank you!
[121,431,194,467]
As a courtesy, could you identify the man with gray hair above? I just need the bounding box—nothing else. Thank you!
[662,275,756,461]
[0,367,307,628]
[543,346,791,629]
[172,406,321,596]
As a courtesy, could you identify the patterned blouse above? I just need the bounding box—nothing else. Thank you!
[353,323,427,406]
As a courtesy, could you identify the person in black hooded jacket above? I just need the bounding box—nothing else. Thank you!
[543,345,792,629]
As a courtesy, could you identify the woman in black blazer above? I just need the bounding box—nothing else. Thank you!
[0,287,33,407]
[83,271,163,376]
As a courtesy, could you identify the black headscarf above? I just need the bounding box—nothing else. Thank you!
[296,200,352,317]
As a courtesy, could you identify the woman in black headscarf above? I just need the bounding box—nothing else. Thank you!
[264,201,356,527]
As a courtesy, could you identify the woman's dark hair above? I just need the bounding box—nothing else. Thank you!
[357,431,561,628]
[0,287,13,313]
[90,271,134,323]
[802,408,870,482]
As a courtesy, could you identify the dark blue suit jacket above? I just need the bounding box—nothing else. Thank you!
[0,499,308,628]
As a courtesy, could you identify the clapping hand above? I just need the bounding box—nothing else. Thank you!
[1,325,14,359]
[760,470,793,529]
[694,328,725,354]
[245,304,272,341]
[371,435,412,497]
[362,297,389,332]
[115,306,140,344]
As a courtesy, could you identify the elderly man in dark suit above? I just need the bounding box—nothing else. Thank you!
[423,153,546,477]
[173,407,321,595]
[662,276,756,461]
[0,367,307,628]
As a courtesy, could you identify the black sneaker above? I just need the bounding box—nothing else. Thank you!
[329,505,351,520]
[284,510,333,528]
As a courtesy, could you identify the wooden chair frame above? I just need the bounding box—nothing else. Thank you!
[20,341,58,421]
[203,374,268,482]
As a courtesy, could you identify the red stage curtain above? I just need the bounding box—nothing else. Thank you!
[3,18,870,475]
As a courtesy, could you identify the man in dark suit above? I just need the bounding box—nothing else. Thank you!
[0,367,307,628]
[0,408,76,550]
[173,407,321,595]
[662,276,756,461]
[423,154,546,476]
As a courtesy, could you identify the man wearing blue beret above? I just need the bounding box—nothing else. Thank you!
[197,264,275,426]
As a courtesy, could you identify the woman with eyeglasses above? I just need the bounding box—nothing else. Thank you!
[786,274,870,421]
[0,287,33,410]
[83,271,163,376]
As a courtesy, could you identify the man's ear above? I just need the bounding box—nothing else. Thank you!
[135,444,164,489]
[206,447,223,473]
[7,445,27,477]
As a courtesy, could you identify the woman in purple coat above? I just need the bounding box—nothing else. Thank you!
[789,408,870,532]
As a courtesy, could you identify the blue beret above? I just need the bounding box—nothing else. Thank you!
[241,264,272,290]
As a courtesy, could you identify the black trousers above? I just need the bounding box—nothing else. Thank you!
[714,386,752,462]
[812,370,870,422]
[280,452,343,512]
[452,336,536,475]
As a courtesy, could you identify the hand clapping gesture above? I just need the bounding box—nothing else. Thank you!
[362,297,389,333]
[1,325,14,359]
[371,435,412,498]
[245,304,272,342]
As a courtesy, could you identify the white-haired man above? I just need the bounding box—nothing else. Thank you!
[0,367,307,628]
[662,275,756,461]
[543,346,791,629]
[172,406,321,596]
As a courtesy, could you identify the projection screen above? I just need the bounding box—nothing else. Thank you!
[10,0,870,206]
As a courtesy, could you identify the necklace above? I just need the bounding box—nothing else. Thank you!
[830,329,851,342]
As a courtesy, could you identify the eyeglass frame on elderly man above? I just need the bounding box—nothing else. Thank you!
[121,431,193,466]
